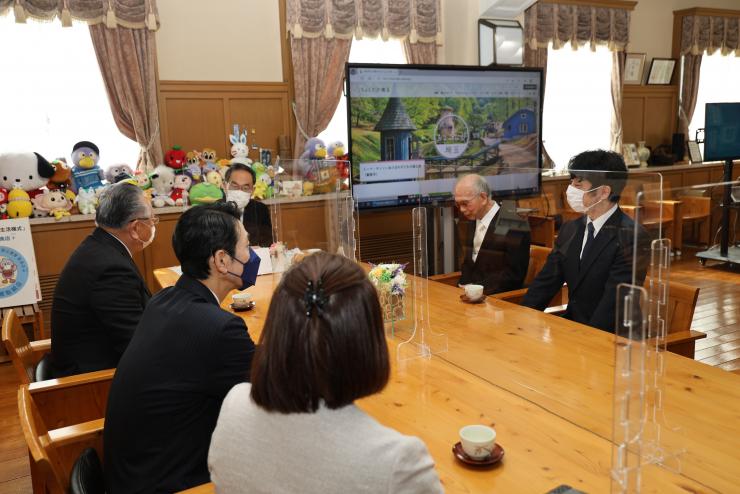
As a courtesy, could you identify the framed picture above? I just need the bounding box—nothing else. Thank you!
[624,53,646,85]
[646,58,677,85]
[622,143,640,167]
[687,140,703,163]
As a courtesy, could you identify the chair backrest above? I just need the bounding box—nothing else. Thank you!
[2,310,36,384]
[663,279,700,334]
[525,245,552,285]
[18,385,69,494]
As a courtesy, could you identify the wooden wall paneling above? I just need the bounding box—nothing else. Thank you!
[228,92,291,162]
[622,85,678,148]
[622,96,645,145]
[161,95,228,158]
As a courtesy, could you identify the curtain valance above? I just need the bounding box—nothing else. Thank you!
[0,0,159,30]
[680,15,740,56]
[286,0,441,44]
[524,2,631,52]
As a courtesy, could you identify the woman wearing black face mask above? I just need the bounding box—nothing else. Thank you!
[104,202,257,494]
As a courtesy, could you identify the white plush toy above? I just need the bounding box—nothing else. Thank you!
[76,187,98,215]
[229,131,252,166]
[150,165,176,208]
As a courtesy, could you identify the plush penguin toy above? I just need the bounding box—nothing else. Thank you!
[71,141,105,192]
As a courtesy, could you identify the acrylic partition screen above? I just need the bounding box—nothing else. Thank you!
[268,159,356,272]
[611,172,740,493]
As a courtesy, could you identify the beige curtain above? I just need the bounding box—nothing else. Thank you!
[89,24,163,172]
[678,54,703,139]
[610,51,625,152]
[680,15,740,56]
[2,0,158,29]
[287,0,441,44]
[291,36,352,157]
[403,41,437,64]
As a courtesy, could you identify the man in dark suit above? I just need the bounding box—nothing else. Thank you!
[50,182,153,377]
[455,174,530,295]
[522,150,651,333]
[223,163,273,246]
[104,202,257,494]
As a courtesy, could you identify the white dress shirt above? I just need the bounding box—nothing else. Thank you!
[580,204,618,258]
[472,201,500,262]
[104,230,132,258]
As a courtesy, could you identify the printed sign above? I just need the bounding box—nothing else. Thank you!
[0,218,41,308]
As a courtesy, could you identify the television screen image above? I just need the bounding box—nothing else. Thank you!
[347,64,543,209]
[704,102,740,162]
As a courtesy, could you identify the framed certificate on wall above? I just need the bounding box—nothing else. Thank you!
[687,140,703,163]
[646,58,677,85]
[624,53,646,84]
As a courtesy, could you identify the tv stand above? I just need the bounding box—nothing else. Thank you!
[696,159,740,267]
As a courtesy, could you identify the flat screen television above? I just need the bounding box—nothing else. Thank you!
[704,102,740,162]
[346,63,543,209]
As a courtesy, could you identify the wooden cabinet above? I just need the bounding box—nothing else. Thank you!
[622,85,679,148]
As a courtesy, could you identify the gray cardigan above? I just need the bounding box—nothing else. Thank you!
[208,383,444,494]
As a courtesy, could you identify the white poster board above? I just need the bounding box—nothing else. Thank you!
[0,218,41,308]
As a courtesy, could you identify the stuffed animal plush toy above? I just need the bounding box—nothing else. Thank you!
[326,141,350,189]
[165,145,187,172]
[105,164,134,184]
[0,152,56,200]
[189,182,224,205]
[71,141,105,191]
[170,174,192,206]
[47,158,74,192]
[298,137,327,181]
[32,190,74,220]
[251,162,273,199]
[229,131,253,166]
[204,170,223,189]
[0,188,8,219]
[217,159,231,179]
[150,165,176,208]
[200,148,219,174]
[75,187,98,215]
[7,188,33,218]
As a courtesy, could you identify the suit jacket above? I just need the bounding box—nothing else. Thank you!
[104,274,256,494]
[242,200,273,247]
[522,207,651,333]
[50,228,150,377]
[209,383,443,494]
[458,211,531,295]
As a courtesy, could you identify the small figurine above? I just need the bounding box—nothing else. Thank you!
[165,145,187,172]
[47,158,74,193]
[71,141,105,191]
[0,152,56,200]
[204,170,223,189]
[170,174,192,206]
[150,165,176,208]
[0,188,8,219]
[105,164,135,184]
[32,189,74,220]
[7,188,34,218]
[189,182,224,205]
[229,131,253,166]
[201,148,219,174]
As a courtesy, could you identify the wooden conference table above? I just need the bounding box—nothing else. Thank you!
[155,268,740,494]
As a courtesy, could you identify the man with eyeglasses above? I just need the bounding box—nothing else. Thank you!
[223,163,273,247]
[50,181,154,377]
[454,174,530,296]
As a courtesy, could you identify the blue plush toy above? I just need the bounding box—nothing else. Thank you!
[71,141,105,192]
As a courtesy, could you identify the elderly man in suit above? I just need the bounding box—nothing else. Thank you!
[104,202,258,494]
[522,150,651,333]
[454,174,530,295]
[50,182,154,377]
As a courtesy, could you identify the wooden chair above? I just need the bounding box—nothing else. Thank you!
[672,191,712,254]
[518,193,558,248]
[2,309,51,384]
[658,279,705,358]
[20,369,113,493]
[620,183,677,249]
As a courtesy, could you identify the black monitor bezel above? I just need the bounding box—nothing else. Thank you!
[704,102,740,163]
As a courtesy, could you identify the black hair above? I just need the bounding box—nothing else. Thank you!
[172,202,242,280]
[224,163,256,185]
[251,253,390,413]
[568,149,628,202]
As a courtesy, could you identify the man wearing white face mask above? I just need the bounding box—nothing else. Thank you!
[522,150,651,333]
[223,163,273,247]
[50,182,154,377]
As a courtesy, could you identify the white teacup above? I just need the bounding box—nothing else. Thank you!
[459,425,496,460]
[232,292,252,308]
[464,284,484,301]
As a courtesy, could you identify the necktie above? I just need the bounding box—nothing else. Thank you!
[580,222,595,264]
[472,222,487,262]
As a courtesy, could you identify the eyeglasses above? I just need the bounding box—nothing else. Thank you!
[131,215,159,225]
[454,196,479,209]
[226,182,253,193]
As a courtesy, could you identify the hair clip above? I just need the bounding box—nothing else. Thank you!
[303,279,327,317]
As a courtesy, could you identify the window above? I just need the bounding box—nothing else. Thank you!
[542,42,613,170]
[318,37,407,146]
[0,15,140,168]
[688,52,740,153]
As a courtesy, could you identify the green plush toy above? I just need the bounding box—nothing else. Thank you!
[189,182,224,205]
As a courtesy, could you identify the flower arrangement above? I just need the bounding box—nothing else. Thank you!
[368,263,408,296]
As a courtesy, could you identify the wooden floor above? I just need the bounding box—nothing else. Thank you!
[1,249,738,491]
